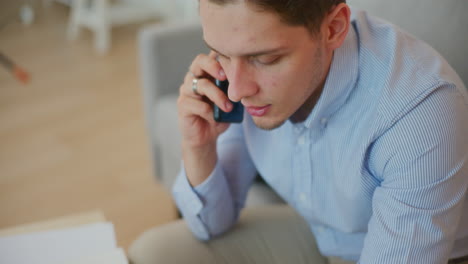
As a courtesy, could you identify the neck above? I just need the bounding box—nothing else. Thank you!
[290,52,333,124]
[290,81,325,123]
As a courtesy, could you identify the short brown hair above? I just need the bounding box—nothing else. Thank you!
[207,0,346,34]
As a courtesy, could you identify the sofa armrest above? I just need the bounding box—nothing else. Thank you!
[138,22,208,182]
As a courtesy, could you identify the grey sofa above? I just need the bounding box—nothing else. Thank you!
[137,0,468,206]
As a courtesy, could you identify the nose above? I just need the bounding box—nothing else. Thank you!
[226,61,258,102]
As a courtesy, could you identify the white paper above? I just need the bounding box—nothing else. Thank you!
[0,222,117,264]
[66,247,128,264]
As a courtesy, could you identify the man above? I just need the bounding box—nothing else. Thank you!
[130,0,468,263]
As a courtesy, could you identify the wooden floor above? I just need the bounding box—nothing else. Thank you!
[0,4,177,251]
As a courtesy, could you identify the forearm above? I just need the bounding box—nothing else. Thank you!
[173,124,258,240]
[173,162,236,240]
[182,141,218,187]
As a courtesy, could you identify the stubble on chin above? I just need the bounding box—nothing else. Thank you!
[253,116,287,131]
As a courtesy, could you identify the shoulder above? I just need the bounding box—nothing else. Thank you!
[350,9,468,133]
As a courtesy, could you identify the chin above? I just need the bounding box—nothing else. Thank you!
[252,116,287,131]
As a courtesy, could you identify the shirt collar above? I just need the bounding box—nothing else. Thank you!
[295,25,359,130]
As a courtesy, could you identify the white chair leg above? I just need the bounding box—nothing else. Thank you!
[67,0,86,40]
[95,23,110,54]
[93,0,111,54]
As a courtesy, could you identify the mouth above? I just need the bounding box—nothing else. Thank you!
[244,104,271,117]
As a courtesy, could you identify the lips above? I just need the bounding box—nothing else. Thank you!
[245,104,271,117]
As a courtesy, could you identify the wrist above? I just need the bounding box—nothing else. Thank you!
[182,141,217,187]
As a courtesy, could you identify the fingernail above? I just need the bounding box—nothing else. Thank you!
[225,101,232,112]
[219,69,225,77]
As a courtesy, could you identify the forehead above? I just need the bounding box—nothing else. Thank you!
[199,0,308,56]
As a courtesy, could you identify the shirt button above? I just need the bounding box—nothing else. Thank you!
[298,136,306,145]
[299,193,307,203]
[320,117,328,125]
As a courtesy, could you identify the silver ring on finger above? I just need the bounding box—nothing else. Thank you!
[192,77,201,96]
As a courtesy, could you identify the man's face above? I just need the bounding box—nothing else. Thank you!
[200,0,331,130]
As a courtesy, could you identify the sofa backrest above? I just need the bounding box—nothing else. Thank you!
[139,23,207,101]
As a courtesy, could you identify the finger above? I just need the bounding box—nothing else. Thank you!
[181,72,203,98]
[189,53,226,81]
[215,122,230,134]
[182,77,233,113]
[209,51,226,77]
[209,50,218,59]
[178,95,217,125]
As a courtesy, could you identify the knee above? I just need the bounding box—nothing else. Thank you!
[128,220,214,264]
[129,220,186,264]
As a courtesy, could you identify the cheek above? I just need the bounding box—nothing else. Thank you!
[269,77,279,88]
[258,66,317,108]
[258,72,293,100]
[258,73,279,92]
[270,59,309,89]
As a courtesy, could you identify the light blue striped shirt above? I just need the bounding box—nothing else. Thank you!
[173,9,468,263]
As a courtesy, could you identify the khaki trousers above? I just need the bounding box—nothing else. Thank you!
[129,205,354,264]
[129,205,468,264]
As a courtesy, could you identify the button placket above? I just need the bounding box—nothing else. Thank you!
[297,135,306,145]
[292,128,312,211]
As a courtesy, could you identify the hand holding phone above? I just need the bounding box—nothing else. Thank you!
[213,79,244,123]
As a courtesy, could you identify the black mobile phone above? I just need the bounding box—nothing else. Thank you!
[213,79,243,123]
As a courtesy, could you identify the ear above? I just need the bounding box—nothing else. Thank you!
[322,3,351,51]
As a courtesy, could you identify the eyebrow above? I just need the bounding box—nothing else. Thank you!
[204,40,287,58]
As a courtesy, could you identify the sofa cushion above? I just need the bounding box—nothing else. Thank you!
[154,95,182,188]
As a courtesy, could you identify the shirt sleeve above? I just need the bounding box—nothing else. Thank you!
[172,123,257,240]
[359,84,468,263]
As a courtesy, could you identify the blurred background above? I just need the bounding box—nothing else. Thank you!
[1,0,466,256]
[0,0,197,250]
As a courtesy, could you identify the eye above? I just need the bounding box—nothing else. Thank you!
[252,55,280,65]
